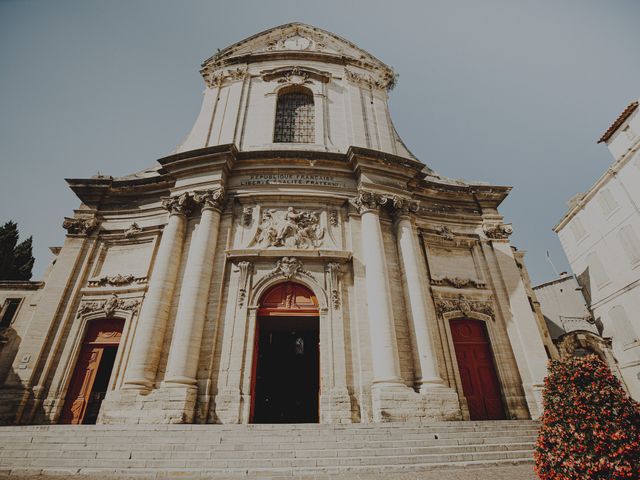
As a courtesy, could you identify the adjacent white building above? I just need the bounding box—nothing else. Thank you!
[554,100,640,399]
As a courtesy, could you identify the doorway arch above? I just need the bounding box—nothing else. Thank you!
[250,282,320,423]
[60,318,124,424]
[450,318,506,420]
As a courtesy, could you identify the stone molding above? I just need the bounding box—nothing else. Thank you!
[76,294,140,319]
[431,277,486,289]
[62,217,99,235]
[87,274,147,288]
[261,65,331,85]
[433,294,495,320]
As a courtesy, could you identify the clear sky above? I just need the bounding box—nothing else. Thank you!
[1,0,639,284]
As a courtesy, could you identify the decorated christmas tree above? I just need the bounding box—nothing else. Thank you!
[535,355,640,479]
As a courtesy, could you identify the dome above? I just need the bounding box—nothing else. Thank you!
[175,23,417,161]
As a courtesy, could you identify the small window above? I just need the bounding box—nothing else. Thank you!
[609,305,638,346]
[597,188,619,216]
[0,298,22,330]
[586,252,610,288]
[569,217,587,241]
[618,225,640,265]
[273,87,315,143]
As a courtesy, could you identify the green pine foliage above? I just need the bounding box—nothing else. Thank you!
[535,355,640,479]
[0,221,34,281]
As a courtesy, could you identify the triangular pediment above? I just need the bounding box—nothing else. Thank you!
[202,23,392,74]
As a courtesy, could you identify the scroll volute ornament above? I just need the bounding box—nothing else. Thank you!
[193,187,225,212]
[161,192,195,216]
[350,190,389,214]
[483,223,513,239]
[62,217,100,235]
[351,190,419,217]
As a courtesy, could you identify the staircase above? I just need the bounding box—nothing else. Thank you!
[0,420,539,477]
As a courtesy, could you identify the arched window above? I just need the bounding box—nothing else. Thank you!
[274,87,314,143]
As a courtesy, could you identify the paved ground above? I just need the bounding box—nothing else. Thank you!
[1,464,538,479]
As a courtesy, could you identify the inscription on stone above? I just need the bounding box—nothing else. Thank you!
[239,174,344,187]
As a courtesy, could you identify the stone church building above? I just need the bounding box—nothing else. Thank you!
[0,23,552,426]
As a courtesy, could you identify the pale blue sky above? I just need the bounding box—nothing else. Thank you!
[1,0,639,284]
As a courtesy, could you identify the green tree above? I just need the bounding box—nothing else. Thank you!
[0,221,34,281]
[535,355,640,479]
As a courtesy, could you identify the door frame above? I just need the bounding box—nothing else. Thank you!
[249,281,320,423]
[442,312,512,420]
[59,317,125,424]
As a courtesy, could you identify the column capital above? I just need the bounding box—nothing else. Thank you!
[62,216,100,235]
[390,195,420,221]
[161,192,195,217]
[193,187,226,212]
[350,189,389,214]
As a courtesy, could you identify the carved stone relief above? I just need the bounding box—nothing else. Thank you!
[161,192,196,216]
[344,68,396,91]
[236,261,252,307]
[193,187,225,211]
[483,223,513,239]
[123,222,142,238]
[433,294,495,320]
[431,277,486,289]
[350,190,419,217]
[268,257,312,280]
[76,294,140,318]
[329,210,339,227]
[201,67,247,88]
[325,262,342,309]
[241,207,253,227]
[252,207,324,249]
[88,274,147,288]
[435,225,454,241]
[62,217,99,235]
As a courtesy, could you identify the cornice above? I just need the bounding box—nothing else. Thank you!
[0,281,45,291]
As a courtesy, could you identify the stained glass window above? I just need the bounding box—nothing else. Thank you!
[274,89,315,143]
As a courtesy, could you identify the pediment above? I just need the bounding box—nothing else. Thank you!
[202,23,392,74]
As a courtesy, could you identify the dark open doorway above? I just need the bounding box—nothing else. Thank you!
[252,316,319,423]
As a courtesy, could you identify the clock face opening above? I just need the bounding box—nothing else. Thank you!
[284,35,311,50]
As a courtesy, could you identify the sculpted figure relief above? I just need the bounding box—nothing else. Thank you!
[254,207,324,249]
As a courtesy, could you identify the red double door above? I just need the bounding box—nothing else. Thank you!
[450,318,506,420]
[60,318,124,424]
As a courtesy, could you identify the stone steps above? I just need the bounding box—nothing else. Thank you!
[0,421,539,477]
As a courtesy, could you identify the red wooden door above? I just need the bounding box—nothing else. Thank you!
[450,318,506,420]
[60,319,123,424]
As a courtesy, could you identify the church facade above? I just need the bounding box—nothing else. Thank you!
[0,23,551,426]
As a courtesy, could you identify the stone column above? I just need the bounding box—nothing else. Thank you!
[122,193,193,391]
[392,198,446,391]
[353,191,404,388]
[484,223,547,418]
[164,187,225,387]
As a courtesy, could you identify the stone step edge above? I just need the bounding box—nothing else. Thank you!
[2,458,535,478]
